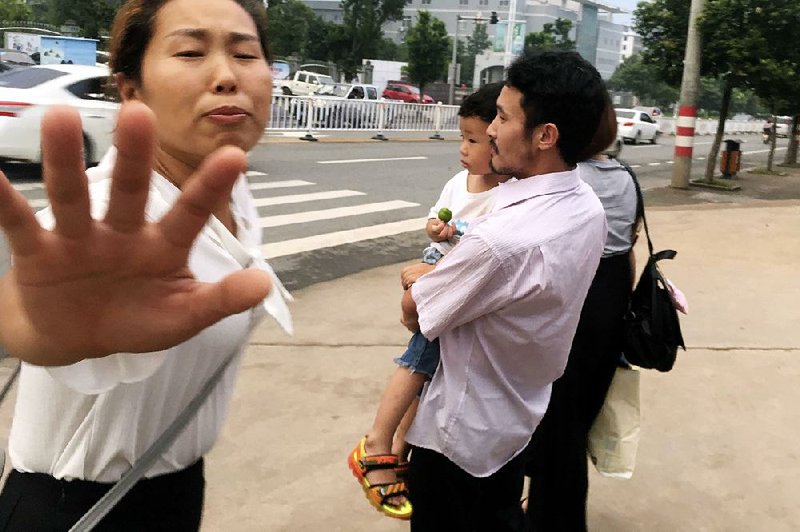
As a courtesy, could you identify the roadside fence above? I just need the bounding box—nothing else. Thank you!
[267,95,763,140]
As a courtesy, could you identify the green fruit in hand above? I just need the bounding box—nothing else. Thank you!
[438,207,452,223]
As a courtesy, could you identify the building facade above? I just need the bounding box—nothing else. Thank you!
[301,0,628,84]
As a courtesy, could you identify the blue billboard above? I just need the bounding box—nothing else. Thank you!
[40,36,98,66]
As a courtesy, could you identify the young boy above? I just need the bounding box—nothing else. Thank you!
[348,82,507,520]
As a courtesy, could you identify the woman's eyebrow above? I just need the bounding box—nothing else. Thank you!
[165,28,259,45]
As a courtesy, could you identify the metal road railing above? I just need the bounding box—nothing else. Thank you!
[268,95,764,139]
[269,95,460,139]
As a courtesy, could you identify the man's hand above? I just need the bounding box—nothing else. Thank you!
[426,218,455,242]
[400,262,435,290]
[0,103,272,366]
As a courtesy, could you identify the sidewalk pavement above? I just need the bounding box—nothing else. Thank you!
[0,170,799,531]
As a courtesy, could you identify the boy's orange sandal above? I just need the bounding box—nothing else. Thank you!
[347,436,413,520]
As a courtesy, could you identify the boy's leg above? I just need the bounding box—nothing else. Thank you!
[363,367,427,495]
[392,397,419,461]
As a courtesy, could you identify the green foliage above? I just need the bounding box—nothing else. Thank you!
[608,54,679,108]
[0,0,33,21]
[332,0,405,80]
[46,0,115,39]
[634,0,690,86]
[267,0,323,60]
[459,23,491,86]
[524,18,575,54]
[374,36,407,62]
[405,10,449,95]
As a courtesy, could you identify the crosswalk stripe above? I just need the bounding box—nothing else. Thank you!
[246,170,268,177]
[12,183,44,192]
[258,200,419,228]
[317,156,428,165]
[28,199,49,209]
[252,190,364,207]
[248,180,314,191]
[261,217,426,258]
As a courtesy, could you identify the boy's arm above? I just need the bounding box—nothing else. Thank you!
[400,288,419,332]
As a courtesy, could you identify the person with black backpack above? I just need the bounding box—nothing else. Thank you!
[523,102,641,531]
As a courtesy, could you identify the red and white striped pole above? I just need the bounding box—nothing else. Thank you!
[671,0,704,188]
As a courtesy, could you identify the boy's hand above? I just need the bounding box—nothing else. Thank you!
[401,263,435,290]
[426,218,455,242]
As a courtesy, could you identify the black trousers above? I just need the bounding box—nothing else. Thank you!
[0,458,205,532]
[525,254,632,532]
[408,446,527,532]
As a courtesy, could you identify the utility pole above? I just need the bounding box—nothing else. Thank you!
[502,0,518,69]
[449,13,496,105]
[671,0,704,189]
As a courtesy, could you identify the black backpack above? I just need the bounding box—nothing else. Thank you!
[619,160,686,372]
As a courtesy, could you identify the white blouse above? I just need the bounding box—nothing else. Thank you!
[8,149,289,482]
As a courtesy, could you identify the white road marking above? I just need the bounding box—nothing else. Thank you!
[667,161,674,164]
[27,199,49,209]
[630,164,642,168]
[249,180,314,191]
[258,200,419,228]
[317,156,428,165]
[262,217,426,258]
[648,162,661,166]
[246,170,268,177]
[696,157,706,160]
[12,182,44,192]
[743,147,788,155]
[251,190,364,207]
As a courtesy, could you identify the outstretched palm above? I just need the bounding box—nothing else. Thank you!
[0,103,271,366]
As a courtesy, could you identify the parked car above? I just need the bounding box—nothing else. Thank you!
[0,64,118,165]
[275,70,335,96]
[382,82,434,104]
[309,83,380,128]
[615,108,659,144]
[0,48,35,72]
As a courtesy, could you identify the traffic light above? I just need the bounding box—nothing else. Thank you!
[489,11,498,24]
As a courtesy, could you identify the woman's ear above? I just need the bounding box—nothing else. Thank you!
[114,73,139,102]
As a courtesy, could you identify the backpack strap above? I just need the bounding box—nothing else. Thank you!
[616,158,654,258]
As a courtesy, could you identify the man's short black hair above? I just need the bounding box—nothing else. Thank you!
[506,51,608,165]
[458,82,504,124]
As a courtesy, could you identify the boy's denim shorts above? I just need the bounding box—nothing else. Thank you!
[394,330,440,378]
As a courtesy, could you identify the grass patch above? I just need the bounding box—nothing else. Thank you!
[748,167,788,176]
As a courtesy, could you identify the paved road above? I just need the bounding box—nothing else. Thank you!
[0,134,790,290]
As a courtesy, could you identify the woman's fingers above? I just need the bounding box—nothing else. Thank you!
[184,268,271,331]
[104,103,157,233]
[0,171,43,258]
[158,146,246,252]
[40,106,92,240]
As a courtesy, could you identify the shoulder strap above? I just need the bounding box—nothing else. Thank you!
[616,158,654,258]
[68,348,239,531]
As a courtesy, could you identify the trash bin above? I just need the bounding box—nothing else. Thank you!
[720,139,742,179]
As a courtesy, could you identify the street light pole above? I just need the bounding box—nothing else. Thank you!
[448,16,461,105]
[502,0,518,69]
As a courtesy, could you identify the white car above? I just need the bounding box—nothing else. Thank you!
[0,64,118,165]
[615,108,659,145]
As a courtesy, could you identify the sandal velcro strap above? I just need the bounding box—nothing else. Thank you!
[370,481,409,505]
[360,454,398,470]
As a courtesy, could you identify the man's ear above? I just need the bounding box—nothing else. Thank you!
[536,123,559,151]
[114,73,140,102]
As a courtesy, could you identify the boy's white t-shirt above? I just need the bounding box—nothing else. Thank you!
[428,170,497,256]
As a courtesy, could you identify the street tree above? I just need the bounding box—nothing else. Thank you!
[524,18,575,54]
[0,0,32,22]
[332,0,405,80]
[405,10,449,99]
[636,0,800,181]
[46,0,116,39]
[267,0,324,60]
[608,54,679,109]
[459,22,492,86]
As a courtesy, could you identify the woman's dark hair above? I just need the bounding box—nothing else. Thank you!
[506,50,608,165]
[458,82,504,124]
[109,0,272,82]
[579,92,617,161]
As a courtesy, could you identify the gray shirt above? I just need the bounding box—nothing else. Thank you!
[578,158,638,256]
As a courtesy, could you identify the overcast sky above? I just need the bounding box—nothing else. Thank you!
[612,0,641,26]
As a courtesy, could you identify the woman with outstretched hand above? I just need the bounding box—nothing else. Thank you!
[0,0,287,529]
